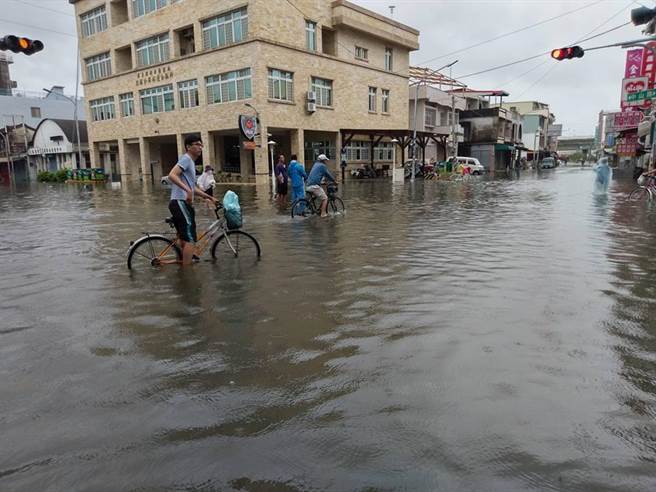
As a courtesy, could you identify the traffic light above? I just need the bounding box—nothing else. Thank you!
[0,35,44,55]
[632,6,656,34]
[551,46,584,61]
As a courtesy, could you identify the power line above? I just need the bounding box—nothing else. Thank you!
[0,18,77,38]
[8,0,74,17]
[413,0,604,67]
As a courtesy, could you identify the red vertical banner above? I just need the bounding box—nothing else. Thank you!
[626,48,644,78]
[641,42,656,86]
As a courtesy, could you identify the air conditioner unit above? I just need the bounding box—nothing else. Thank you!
[306,91,317,102]
[307,101,317,113]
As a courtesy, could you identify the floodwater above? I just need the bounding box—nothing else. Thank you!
[1,168,655,491]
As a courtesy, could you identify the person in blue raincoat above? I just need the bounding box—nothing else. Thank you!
[287,154,307,204]
[593,156,612,194]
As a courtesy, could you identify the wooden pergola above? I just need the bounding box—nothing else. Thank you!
[340,128,450,169]
[409,66,467,89]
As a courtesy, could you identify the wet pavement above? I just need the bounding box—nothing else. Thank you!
[1,168,656,491]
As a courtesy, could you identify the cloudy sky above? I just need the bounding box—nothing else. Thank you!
[2,0,645,135]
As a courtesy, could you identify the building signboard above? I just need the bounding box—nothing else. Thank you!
[242,141,257,150]
[607,111,644,131]
[626,49,644,79]
[547,124,562,137]
[621,76,649,109]
[627,88,656,101]
[238,115,258,141]
[616,134,639,156]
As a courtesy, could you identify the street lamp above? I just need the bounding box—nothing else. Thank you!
[268,140,276,195]
[411,59,458,182]
[44,87,83,170]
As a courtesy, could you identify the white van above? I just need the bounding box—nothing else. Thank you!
[455,157,485,175]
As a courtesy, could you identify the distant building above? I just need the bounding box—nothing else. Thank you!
[495,101,555,160]
[557,136,595,158]
[28,119,90,179]
[0,123,34,183]
[455,90,523,171]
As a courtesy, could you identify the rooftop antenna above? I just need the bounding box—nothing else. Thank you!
[389,5,395,17]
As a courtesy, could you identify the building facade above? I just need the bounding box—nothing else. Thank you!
[69,0,419,183]
[496,101,555,160]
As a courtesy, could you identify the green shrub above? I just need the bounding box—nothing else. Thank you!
[37,169,70,182]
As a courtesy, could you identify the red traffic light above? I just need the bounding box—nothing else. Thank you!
[0,35,44,55]
[551,46,584,61]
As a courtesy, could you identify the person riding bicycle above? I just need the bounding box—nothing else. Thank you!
[167,135,216,266]
[306,154,337,218]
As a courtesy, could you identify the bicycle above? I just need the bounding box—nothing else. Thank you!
[290,182,345,218]
[628,175,656,202]
[127,203,261,270]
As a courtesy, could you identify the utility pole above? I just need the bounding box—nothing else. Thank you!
[3,123,14,183]
[450,64,457,158]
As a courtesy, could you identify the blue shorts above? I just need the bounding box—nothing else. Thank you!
[168,200,197,243]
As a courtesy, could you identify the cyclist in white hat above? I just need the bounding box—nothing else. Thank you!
[306,154,337,217]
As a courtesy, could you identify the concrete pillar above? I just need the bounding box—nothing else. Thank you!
[176,133,185,158]
[290,128,304,163]
[214,134,224,172]
[200,130,216,168]
[90,142,101,169]
[139,137,152,180]
[253,123,269,185]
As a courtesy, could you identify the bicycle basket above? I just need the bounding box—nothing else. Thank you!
[327,183,338,196]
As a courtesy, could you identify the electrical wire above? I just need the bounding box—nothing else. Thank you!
[413,0,605,67]
[0,18,77,38]
[8,0,74,18]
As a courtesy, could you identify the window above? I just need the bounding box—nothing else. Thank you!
[80,5,107,37]
[368,87,377,112]
[85,52,111,81]
[385,48,393,72]
[140,84,174,114]
[132,0,171,18]
[311,77,332,107]
[382,89,390,113]
[425,106,437,127]
[346,140,393,161]
[206,68,252,104]
[202,8,248,50]
[178,79,199,108]
[90,96,116,121]
[375,142,393,161]
[30,107,41,118]
[268,69,293,102]
[306,21,317,51]
[345,140,370,161]
[355,46,368,60]
[119,92,134,117]
[136,33,170,67]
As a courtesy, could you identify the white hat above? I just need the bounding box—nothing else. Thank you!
[317,154,329,161]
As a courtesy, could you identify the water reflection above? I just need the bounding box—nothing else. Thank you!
[1,170,656,490]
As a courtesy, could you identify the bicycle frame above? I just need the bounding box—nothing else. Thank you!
[133,207,238,263]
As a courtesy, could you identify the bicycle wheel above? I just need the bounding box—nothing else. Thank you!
[291,198,311,218]
[210,230,261,262]
[327,197,345,215]
[127,235,181,270]
[629,187,652,202]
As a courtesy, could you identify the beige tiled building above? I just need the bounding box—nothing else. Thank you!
[69,0,419,183]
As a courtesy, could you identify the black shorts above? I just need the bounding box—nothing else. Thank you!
[168,200,197,243]
[276,181,288,195]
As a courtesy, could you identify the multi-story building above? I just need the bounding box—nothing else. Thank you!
[455,90,523,171]
[69,0,419,183]
[495,100,555,160]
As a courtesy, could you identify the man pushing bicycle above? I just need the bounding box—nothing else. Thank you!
[167,135,216,265]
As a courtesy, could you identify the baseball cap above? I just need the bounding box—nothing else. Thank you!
[317,154,329,161]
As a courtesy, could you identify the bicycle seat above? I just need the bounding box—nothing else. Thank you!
[165,217,175,225]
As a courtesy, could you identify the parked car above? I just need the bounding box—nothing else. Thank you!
[455,157,485,175]
[540,157,556,169]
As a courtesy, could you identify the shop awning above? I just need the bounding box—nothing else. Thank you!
[495,144,515,151]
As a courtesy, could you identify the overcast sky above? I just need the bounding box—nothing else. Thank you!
[2,0,645,135]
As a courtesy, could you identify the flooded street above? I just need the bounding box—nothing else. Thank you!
[1,169,656,491]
